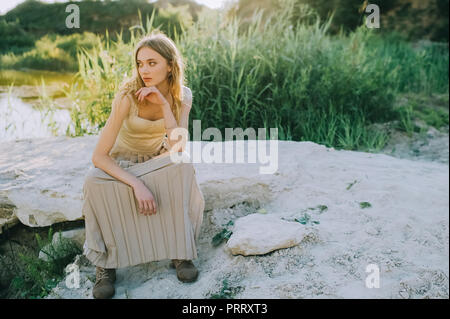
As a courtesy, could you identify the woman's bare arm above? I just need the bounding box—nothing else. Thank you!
[91,93,143,189]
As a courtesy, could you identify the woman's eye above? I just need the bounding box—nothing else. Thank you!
[137,62,155,67]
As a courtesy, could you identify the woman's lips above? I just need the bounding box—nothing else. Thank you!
[143,78,152,81]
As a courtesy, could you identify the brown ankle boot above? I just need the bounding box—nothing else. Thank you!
[171,259,199,283]
[93,266,116,299]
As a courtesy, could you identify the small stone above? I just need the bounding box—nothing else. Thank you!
[399,290,410,299]
[257,208,267,214]
[226,214,306,256]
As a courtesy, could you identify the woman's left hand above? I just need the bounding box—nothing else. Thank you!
[135,86,168,106]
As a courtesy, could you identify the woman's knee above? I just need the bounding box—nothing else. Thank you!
[83,167,106,187]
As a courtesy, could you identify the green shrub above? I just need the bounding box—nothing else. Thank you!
[7,227,82,299]
[0,32,99,71]
[0,18,35,54]
[62,0,448,153]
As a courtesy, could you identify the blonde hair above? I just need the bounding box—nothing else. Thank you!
[115,30,186,125]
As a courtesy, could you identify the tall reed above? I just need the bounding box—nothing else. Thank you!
[65,1,448,152]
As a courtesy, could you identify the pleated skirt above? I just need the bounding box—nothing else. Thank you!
[81,151,205,269]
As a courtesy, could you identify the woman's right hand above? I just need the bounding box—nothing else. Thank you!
[132,181,157,215]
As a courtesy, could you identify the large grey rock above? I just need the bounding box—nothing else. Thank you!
[41,137,449,299]
[0,136,97,227]
[0,193,19,234]
[1,135,448,299]
[0,136,279,227]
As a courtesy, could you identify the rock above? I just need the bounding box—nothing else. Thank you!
[32,137,447,299]
[0,134,448,299]
[426,126,440,138]
[226,213,306,256]
[201,177,273,211]
[0,136,279,227]
[53,227,86,249]
[0,194,19,234]
[0,136,97,227]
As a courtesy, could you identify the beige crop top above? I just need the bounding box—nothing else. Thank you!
[109,86,192,163]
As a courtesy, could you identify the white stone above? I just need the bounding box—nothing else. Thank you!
[52,227,86,248]
[226,213,306,256]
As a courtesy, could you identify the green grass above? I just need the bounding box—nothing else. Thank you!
[209,278,243,299]
[2,227,81,299]
[0,69,75,86]
[287,205,328,225]
[211,220,234,247]
[393,92,449,137]
[416,107,449,129]
[295,212,320,225]
[346,180,358,190]
[363,32,449,96]
[406,93,449,129]
[65,2,447,152]
[359,202,372,209]
[6,0,447,152]
[311,205,328,213]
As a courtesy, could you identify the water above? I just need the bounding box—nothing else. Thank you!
[0,70,76,142]
[0,92,72,141]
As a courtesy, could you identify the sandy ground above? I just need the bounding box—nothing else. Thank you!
[41,139,448,299]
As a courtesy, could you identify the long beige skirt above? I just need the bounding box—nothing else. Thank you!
[81,151,205,269]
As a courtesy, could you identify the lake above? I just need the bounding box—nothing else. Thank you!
[0,70,77,142]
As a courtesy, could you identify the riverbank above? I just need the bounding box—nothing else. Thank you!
[0,136,448,299]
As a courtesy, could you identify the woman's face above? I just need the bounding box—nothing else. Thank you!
[136,46,171,87]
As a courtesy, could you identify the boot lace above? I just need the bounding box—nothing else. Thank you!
[96,267,112,282]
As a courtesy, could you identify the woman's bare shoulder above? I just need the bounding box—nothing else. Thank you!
[110,91,132,120]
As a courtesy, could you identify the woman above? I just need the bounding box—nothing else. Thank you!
[82,31,205,299]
